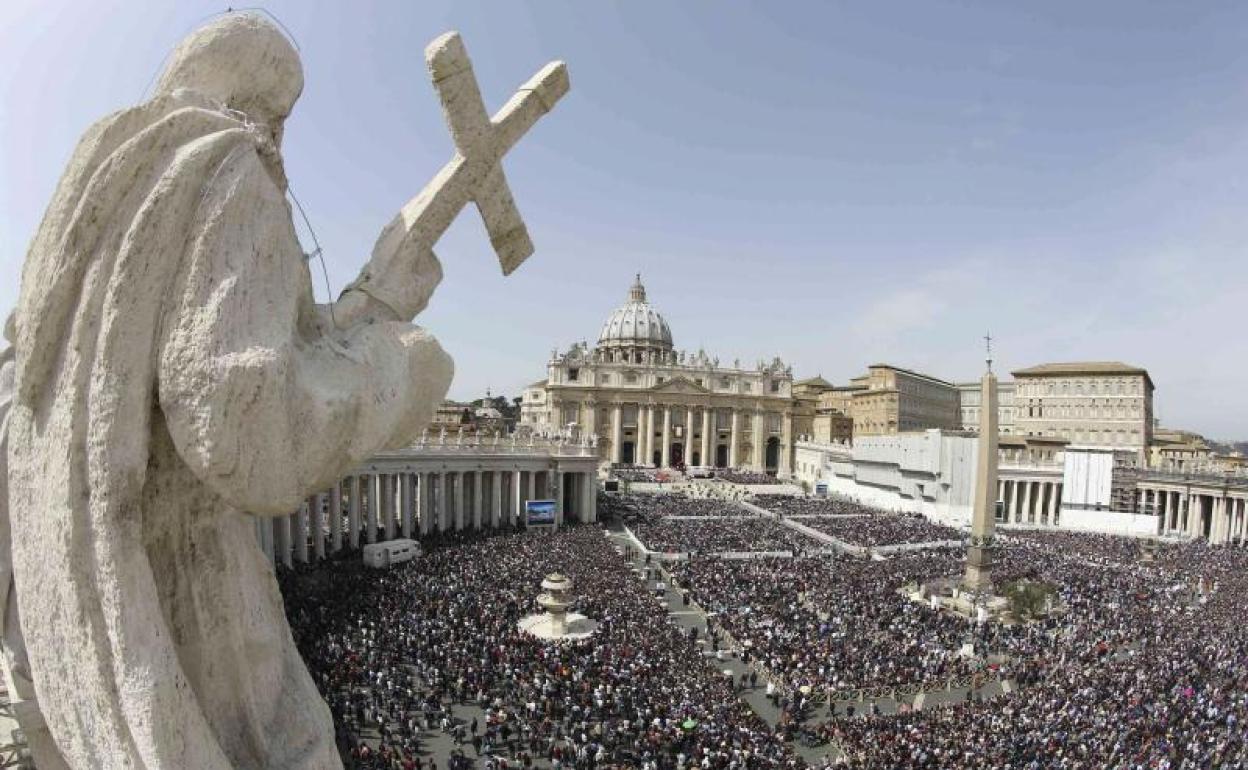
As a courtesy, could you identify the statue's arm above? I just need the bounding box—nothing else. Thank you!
[158,149,453,516]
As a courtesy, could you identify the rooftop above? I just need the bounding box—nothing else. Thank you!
[1012,361,1153,388]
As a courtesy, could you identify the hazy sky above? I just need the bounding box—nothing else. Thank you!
[3,2,1246,437]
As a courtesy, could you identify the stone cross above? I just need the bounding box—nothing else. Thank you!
[407,33,570,275]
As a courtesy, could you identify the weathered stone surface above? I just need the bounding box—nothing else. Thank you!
[1,9,570,768]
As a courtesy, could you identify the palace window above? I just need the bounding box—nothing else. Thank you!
[568,368,579,382]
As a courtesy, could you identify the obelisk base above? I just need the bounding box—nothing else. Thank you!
[962,542,994,593]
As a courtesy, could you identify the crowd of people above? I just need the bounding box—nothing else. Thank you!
[614,492,820,554]
[716,469,780,485]
[282,524,801,769]
[795,514,963,548]
[751,495,880,518]
[281,486,1248,769]
[818,541,1248,768]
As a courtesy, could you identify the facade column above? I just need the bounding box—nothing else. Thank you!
[780,410,793,477]
[751,411,765,470]
[1021,481,1034,525]
[650,404,660,466]
[348,475,362,548]
[683,407,694,466]
[313,494,326,559]
[330,482,343,553]
[642,404,654,466]
[581,472,593,524]
[1009,480,1020,523]
[661,406,672,468]
[729,409,741,467]
[584,400,598,444]
[1048,482,1059,522]
[611,403,623,464]
[701,409,712,468]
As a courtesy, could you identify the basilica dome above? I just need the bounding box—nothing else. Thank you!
[596,275,673,351]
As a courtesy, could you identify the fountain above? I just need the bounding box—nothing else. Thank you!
[517,572,599,640]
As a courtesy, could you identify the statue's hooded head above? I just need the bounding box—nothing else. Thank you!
[155,12,303,140]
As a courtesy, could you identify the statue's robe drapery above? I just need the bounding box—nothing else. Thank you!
[9,92,451,769]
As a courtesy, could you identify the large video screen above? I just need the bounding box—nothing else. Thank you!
[525,499,557,526]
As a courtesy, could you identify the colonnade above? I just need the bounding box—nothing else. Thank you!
[997,478,1063,526]
[1139,487,1248,544]
[255,467,599,568]
[606,401,790,474]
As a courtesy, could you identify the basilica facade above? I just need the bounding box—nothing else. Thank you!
[521,276,798,474]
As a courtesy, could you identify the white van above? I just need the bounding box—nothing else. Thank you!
[361,539,422,569]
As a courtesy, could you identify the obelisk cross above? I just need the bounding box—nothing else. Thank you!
[397,32,569,275]
[984,332,993,372]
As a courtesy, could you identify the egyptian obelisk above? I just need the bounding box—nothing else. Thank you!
[963,337,999,592]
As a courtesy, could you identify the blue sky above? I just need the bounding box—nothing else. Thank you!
[3,1,1246,437]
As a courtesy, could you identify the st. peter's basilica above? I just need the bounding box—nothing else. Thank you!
[521,276,798,474]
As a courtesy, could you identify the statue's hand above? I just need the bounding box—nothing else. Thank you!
[334,224,444,327]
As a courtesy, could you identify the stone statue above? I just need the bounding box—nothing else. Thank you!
[6,12,566,770]
[0,316,67,769]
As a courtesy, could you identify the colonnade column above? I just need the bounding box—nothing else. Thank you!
[661,406,672,468]
[643,404,654,466]
[418,472,431,536]
[492,471,503,527]
[401,473,414,539]
[729,410,740,467]
[294,503,309,563]
[1048,482,1059,522]
[259,518,274,564]
[313,494,326,559]
[276,513,292,568]
[1009,481,1020,523]
[1021,482,1033,525]
[363,475,377,544]
[348,475,362,548]
[471,471,481,529]
[330,482,343,552]
[513,469,524,525]
[381,474,395,540]
[610,404,623,464]
[555,470,565,528]
[452,472,463,530]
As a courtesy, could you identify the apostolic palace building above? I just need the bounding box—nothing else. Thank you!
[521,276,798,474]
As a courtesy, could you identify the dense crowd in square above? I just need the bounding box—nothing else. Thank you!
[794,514,963,548]
[282,525,802,769]
[283,487,1248,769]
